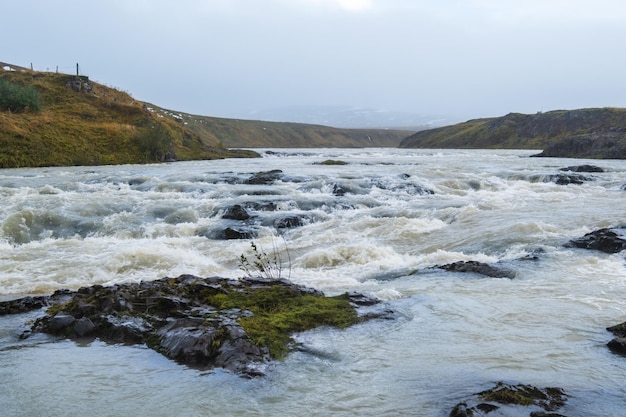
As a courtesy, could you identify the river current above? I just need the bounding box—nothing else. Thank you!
[0,149,625,416]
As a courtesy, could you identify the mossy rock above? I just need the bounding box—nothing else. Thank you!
[316,159,348,165]
[449,382,568,417]
[2,275,387,376]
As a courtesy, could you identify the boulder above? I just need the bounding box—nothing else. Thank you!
[559,164,604,173]
[437,261,516,279]
[274,215,308,229]
[3,275,390,377]
[565,226,626,253]
[222,204,251,220]
[245,170,283,185]
[449,382,569,417]
[547,173,589,185]
[607,321,626,356]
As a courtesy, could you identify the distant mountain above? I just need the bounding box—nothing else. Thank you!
[246,105,445,130]
[399,108,626,159]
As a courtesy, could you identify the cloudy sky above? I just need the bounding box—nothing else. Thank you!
[5,0,626,125]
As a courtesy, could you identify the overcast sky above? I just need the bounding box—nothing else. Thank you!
[5,0,626,124]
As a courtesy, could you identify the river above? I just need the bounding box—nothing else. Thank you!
[1,149,625,416]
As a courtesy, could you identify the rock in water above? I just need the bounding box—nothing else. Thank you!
[565,226,626,253]
[2,275,390,377]
[437,261,516,279]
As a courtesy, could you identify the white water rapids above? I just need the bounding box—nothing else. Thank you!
[0,149,625,416]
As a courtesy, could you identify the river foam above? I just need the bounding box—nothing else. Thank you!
[1,149,625,416]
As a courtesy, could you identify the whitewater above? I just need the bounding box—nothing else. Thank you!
[1,148,625,416]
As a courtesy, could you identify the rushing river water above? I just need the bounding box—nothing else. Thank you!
[1,149,625,416]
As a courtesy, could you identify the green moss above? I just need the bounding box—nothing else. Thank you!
[316,159,348,165]
[201,285,359,358]
[479,383,550,407]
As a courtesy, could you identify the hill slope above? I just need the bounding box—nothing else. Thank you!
[0,69,412,168]
[399,108,626,159]
[168,109,413,148]
[0,70,259,168]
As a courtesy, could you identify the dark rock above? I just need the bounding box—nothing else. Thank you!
[0,296,48,315]
[15,275,387,377]
[73,317,96,336]
[534,133,626,159]
[245,170,283,185]
[547,173,589,185]
[450,382,569,417]
[565,226,626,253]
[607,337,626,356]
[332,183,346,196]
[559,164,604,173]
[346,292,398,320]
[606,321,626,356]
[275,215,307,229]
[437,261,516,279]
[48,313,76,332]
[222,227,255,240]
[222,204,251,220]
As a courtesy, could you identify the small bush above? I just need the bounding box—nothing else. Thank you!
[133,124,175,162]
[0,78,41,112]
[239,238,291,280]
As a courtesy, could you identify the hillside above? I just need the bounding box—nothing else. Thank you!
[0,70,259,168]
[0,68,412,169]
[399,108,626,159]
[169,109,413,148]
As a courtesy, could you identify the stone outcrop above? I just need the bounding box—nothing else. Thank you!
[565,226,626,253]
[606,322,626,356]
[559,164,604,173]
[399,108,626,159]
[449,382,569,417]
[437,261,516,279]
[1,275,391,377]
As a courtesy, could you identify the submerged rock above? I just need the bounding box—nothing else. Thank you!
[3,275,389,377]
[606,321,626,356]
[437,261,516,279]
[449,382,569,417]
[565,226,626,253]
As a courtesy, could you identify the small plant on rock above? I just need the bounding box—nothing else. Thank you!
[239,237,291,280]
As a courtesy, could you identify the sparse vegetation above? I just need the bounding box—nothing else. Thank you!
[239,238,291,280]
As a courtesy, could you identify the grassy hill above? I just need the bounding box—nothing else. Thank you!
[399,108,626,159]
[0,70,260,168]
[0,68,412,168]
[164,109,413,149]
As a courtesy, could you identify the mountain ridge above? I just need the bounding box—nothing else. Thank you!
[399,108,626,159]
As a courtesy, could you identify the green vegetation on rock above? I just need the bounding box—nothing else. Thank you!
[198,283,359,358]
[316,159,348,165]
